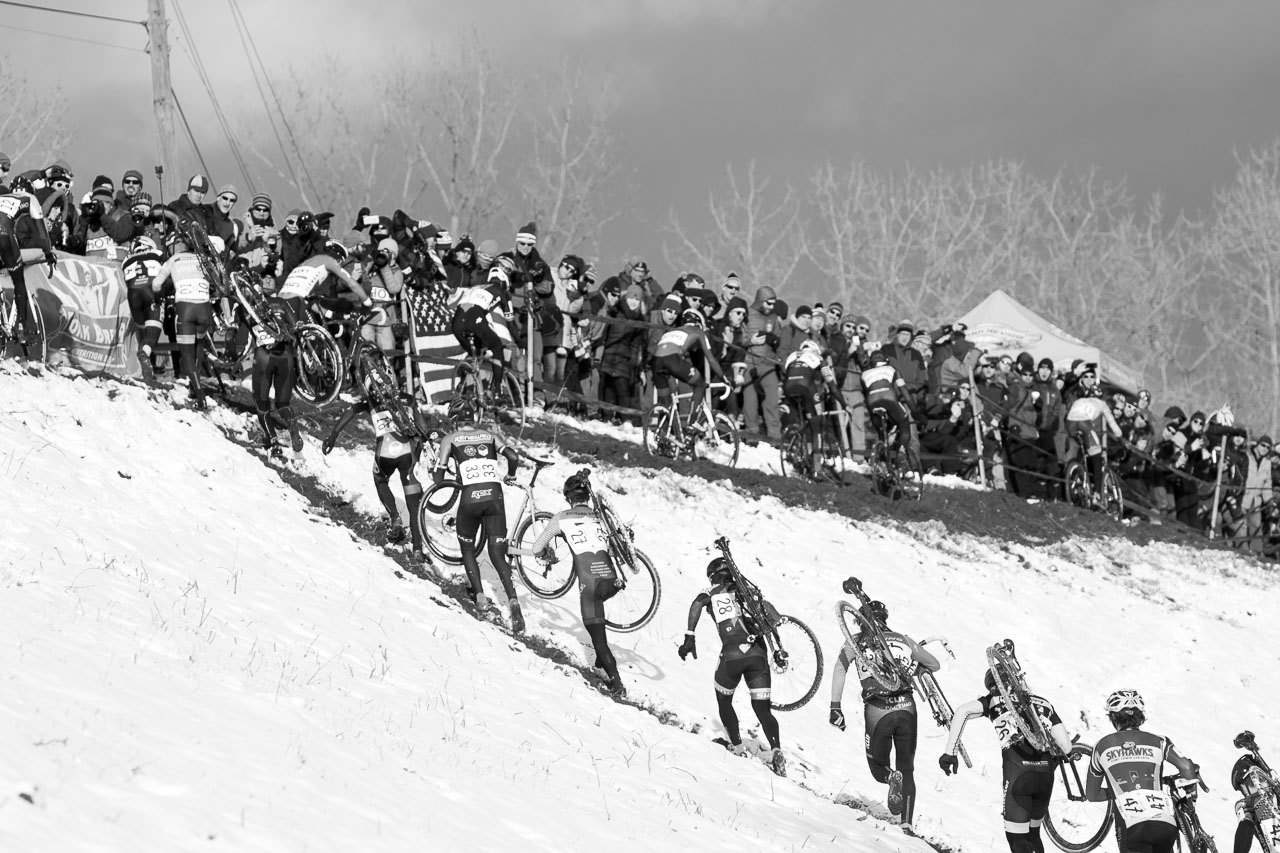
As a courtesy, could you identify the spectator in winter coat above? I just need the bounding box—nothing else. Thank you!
[170,174,210,225]
[202,184,238,250]
[921,386,971,475]
[886,320,928,416]
[1030,357,1065,490]
[712,296,750,418]
[597,282,646,423]
[777,304,812,361]
[602,257,662,312]
[1239,435,1276,551]
[237,192,279,278]
[277,209,325,285]
[1004,352,1054,498]
[645,291,683,372]
[710,272,743,322]
[936,334,981,394]
[115,169,146,211]
[70,185,135,260]
[443,237,480,291]
[743,285,783,441]
[808,307,829,347]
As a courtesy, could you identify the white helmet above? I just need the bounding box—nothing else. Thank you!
[800,339,822,356]
[207,235,226,254]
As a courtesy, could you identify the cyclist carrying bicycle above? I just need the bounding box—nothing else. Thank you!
[250,293,307,455]
[527,470,626,696]
[678,556,786,777]
[1084,689,1200,853]
[784,339,843,476]
[151,235,219,408]
[830,599,939,832]
[940,667,1075,853]
[276,240,372,324]
[862,349,913,456]
[451,262,514,395]
[431,416,524,632]
[0,175,58,347]
[1230,731,1280,853]
[121,235,166,378]
[1066,383,1124,509]
[652,308,725,424]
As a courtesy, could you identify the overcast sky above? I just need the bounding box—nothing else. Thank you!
[6,0,1280,280]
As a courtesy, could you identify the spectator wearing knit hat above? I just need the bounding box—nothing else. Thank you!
[711,296,751,421]
[601,257,661,313]
[70,183,136,259]
[202,183,239,248]
[777,303,812,362]
[1030,357,1064,491]
[171,174,210,224]
[116,169,145,210]
[501,221,550,360]
[742,285,783,441]
[237,192,279,276]
[886,320,927,416]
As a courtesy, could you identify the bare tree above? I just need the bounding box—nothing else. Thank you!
[0,57,73,169]
[515,59,626,261]
[663,161,804,292]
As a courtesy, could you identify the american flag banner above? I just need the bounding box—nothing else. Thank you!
[405,282,514,403]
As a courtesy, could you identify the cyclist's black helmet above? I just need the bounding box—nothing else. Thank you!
[563,470,592,505]
[324,240,349,264]
[8,174,34,194]
[869,350,889,367]
[860,600,888,627]
[706,557,733,586]
[680,309,706,330]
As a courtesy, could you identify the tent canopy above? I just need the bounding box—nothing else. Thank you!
[956,289,1145,394]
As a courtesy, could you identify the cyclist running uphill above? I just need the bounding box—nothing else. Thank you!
[527,471,626,696]
[151,236,218,408]
[431,417,524,632]
[1085,690,1200,853]
[0,175,58,346]
[120,235,166,378]
[652,309,724,425]
[830,598,940,832]
[784,339,844,476]
[940,666,1074,853]
[1231,730,1280,853]
[678,556,786,777]
[322,364,431,561]
[250,293,306,455]
[1066,383,1124,508]
[276,240,372,325]
[861,349,914,459]
[451,262,514,396]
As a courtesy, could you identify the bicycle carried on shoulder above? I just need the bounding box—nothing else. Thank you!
[642,381,740,467]
[1233,731,1280,853]
[712,536,822,712]
[508,468,661,632]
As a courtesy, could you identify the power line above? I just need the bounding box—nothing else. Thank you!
[226,0,321,207]
[171,87,210,180]
[170,0,254,192]
[0,0,141,27]
[0,22,144,52]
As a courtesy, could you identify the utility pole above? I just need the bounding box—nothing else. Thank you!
[146,0,177,202]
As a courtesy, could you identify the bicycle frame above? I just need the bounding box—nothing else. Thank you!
[657,382,730,444]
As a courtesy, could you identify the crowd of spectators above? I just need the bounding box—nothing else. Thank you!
[2,152,1276,556]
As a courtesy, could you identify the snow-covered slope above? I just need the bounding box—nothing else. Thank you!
[2,362,1276,852]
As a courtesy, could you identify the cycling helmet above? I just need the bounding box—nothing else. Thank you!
[706,557,733,586]
[495,255,517,276]
[1105,689,1146,728]
[680,308,706,330]
[868,349,889,367]
[487,265,510,285]
[983,669,999,694]
[859,600,888,627]
[563,470,592,505]
[800,339,822,357]
[323,240,349,264]
[130,236,159,255]
[8,174,34,194]
[207,235,226,254]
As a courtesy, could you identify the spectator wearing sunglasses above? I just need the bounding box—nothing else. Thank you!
[201,183,239,250]
[710,271,742,321]
[170,173,210,226]
[742,285,783,442]
[115,169,145,210]
[237,192,279,278]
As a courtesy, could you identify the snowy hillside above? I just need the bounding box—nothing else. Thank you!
[2,361,1277,852]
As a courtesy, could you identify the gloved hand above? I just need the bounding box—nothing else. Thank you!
[322,434,336,456]
[503,475,517,486]
[44,249,57,275]
[829,706,846,731]
[677,634,697,661]
[939,754,959,776]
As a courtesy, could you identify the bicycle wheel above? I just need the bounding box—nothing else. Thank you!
[1064,460,1089,508]
[1101,466,1125,521]
[779,426,810,479]
[293,323,344,406]
[691,411,740,467]
[512,511,573,598]
[768,615,824,712]
[869,441,897,498]
[834,600,907,693]
[1175,803,1219,853]
[642,406,677,459]
[418,480,464,566]
[495,370,526,429]
[899,446,924,501]
[605,548,661,633]
[1042,746,1115,852]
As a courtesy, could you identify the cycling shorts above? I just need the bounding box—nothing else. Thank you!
[1066,415,1104,452]
[714,645,770,698]
[652,354,697,385]
[1001,749,1055,827]
[455,498,506,545]
[864,695,918,773]
[785,381,820,420]
[579,576,620,627]
[869,400,910,445]
[0,219,19,270]
[1115,819,1177,853]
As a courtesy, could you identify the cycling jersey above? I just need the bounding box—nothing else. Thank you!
[1089,730,1181,828]
[981,692,1063,761]
[160,253,212,304]
[528,505,620,627]
[783,348,823,386]
[861,362,907,405]
[278,261,329,300]
[455,282,510,316]
[654,327,698,358]
[0,191,43,269]
[435,427,513,506]
[687,582,766,658]
[122,250,164,287]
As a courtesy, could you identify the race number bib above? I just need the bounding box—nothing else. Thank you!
[991,712,1019,749]
[560,517,607,553]
[0,196,21,217]
[371,409,394,437]
[252,325,278,348]
[370,285,391,302]
[458,456,500,485]
[710,591,739,625]
[1116,790,1172,823]
[658,330,690,349]
[175,278,211,302]
[461,288,498,311]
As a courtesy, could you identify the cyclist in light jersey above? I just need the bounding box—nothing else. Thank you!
[528,470,626,696]
[450,265,513,390]
[861,349,912,453]
[1230,733,1280,853]
[277,240,370,320]
[151,237,217,406]
[0,176,57,344]
[784,339,843,473]
[432,419,524,632]
[1085,689,1199,853]
[1066,383,1124,503]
